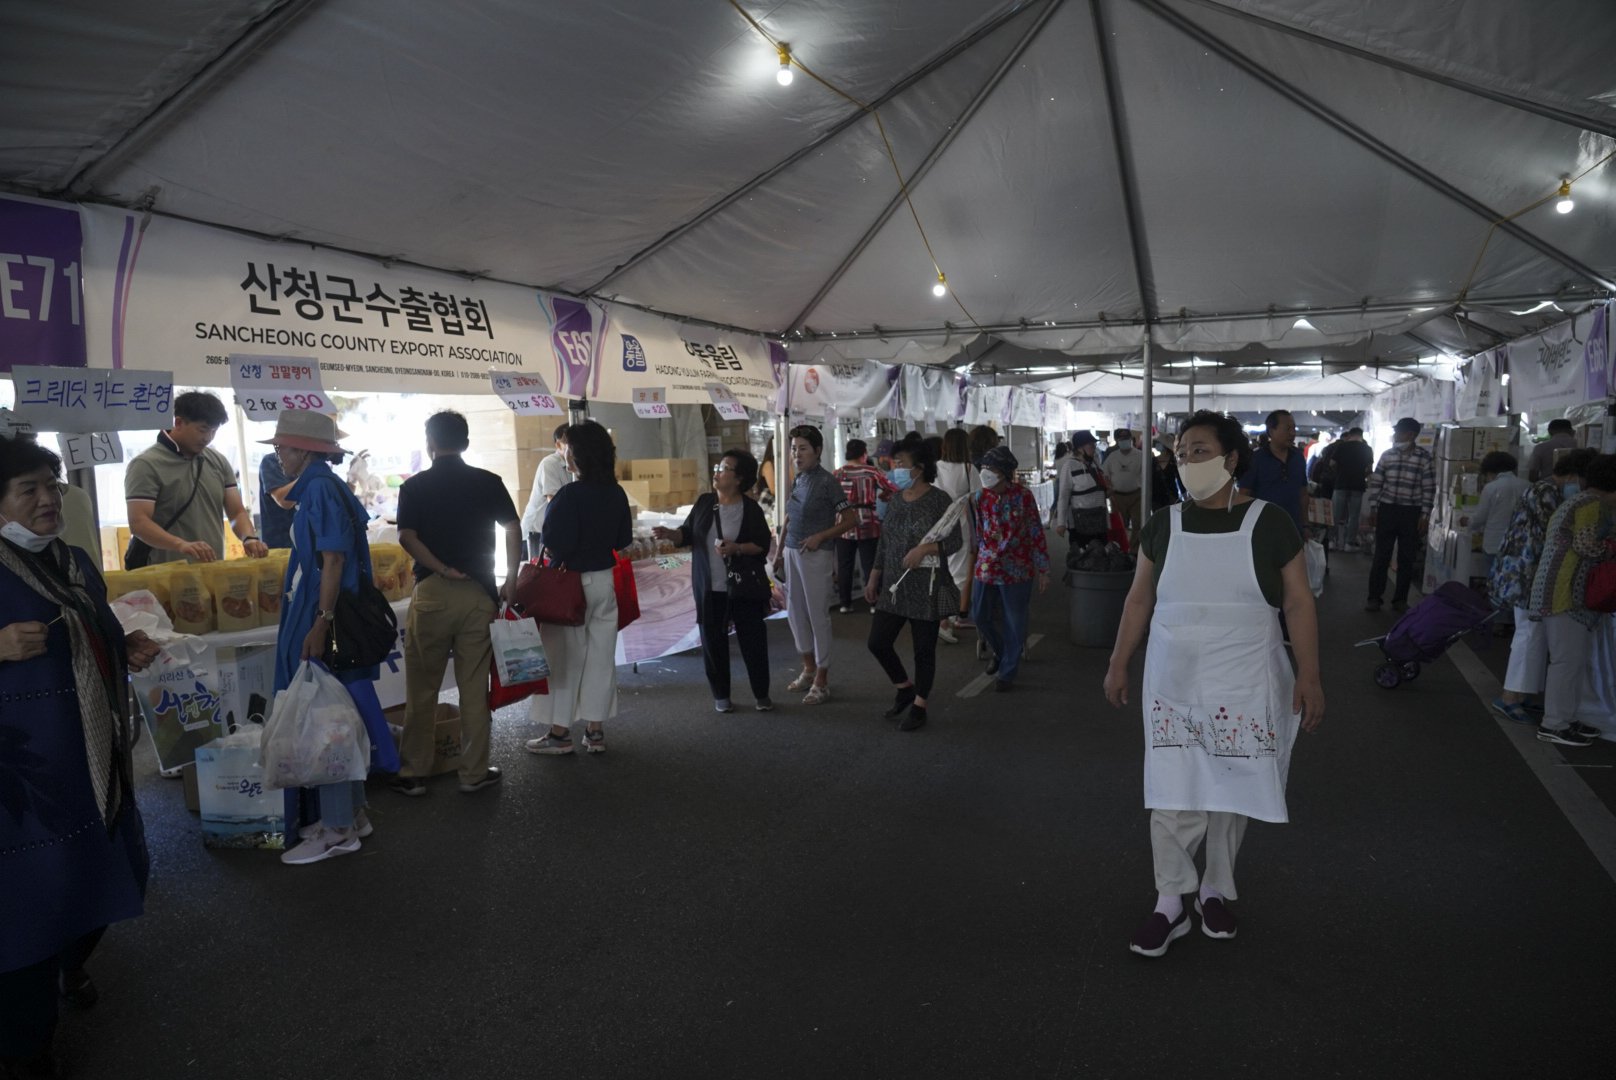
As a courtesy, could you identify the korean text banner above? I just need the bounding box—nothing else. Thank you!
[587,302,780,411]
[1507,316,1589,413]
[1,195,87,373]
[81,204,552,395]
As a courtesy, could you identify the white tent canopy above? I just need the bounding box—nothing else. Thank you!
[3,0,1614,368]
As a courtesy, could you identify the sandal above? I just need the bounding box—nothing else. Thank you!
[787,670,816,693]
[802,684,830,705]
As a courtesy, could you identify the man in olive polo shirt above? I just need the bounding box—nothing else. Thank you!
[124,391,269,563]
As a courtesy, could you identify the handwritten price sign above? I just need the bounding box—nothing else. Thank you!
[706,383,748,421]
[490,371,564,416]
[229,354,334,422]
[632,386,671,420]
[56,431,124,469]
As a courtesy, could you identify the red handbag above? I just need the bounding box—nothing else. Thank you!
[1588,558,1616,614]
[613,552,640,630]
[488,607,548,709]
[513,558,586,626]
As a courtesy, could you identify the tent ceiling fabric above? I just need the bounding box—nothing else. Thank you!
[3,0,1613,365]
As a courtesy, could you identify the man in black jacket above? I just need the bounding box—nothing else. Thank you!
[1324,428,1375,552]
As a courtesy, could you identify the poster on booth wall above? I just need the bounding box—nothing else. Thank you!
[0,195,87,373]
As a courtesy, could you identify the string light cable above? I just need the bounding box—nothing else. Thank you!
[726,0,989,335]
[1456,144,1616,302]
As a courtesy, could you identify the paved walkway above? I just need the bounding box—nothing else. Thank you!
[65,543,1616,1078]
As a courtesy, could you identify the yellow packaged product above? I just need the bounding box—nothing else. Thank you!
[102,570,140,604]
[168,563,215,635]
[128,564,175,623]
[209,562,258,632]
[255,557,287,627]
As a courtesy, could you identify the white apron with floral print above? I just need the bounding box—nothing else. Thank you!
[1142,501,1298,823]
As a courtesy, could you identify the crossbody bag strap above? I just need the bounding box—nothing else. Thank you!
[158,455,206,532]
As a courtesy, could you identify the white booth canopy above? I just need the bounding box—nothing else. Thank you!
[3,0,1614,378]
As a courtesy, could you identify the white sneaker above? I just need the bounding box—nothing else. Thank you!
[937,622,959,644]
[280,827,360,865]
[297,810,373,842]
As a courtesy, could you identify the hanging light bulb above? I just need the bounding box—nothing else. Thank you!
[932,272,948,298]
[1555,178,1574,214]
[776,43,794,86]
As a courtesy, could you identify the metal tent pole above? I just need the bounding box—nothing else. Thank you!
[1140,339,1153,524]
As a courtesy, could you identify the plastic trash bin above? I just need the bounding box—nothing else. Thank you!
[1066,568,1133,648]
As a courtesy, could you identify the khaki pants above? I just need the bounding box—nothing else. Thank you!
[1110,489,1142,545]
[399,575,496,784]
[1150,809,1248,899]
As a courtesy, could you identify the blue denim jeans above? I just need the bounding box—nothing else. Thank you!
[971,579,1034,683]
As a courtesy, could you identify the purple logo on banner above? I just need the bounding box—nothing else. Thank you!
[768,341,790,412]
[1585,304,1609,404]
[0,198,86,373]
[548,297,597,398]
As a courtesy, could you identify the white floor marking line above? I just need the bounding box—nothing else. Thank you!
[955,635,1045,698]
[1448,638,1616,886]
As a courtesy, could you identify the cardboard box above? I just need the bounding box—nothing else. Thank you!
[384,702,464,776]
[630,458,699,487]
[621,480,655,509]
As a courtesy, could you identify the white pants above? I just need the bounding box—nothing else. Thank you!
[1542,613,1594,731]
[784,546,836,668]
[1503,608,1547,696]
[1150,809,1248,899]
[529,570,620,729]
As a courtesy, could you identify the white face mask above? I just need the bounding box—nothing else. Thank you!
[0,517,60,553]
[979,469,1002,489]
[1178,456,1232,501]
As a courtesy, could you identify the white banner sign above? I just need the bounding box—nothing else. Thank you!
[490,371,564,415]
[1455,348,1502,421]
[787,360,900,416]
[8,365,173,432]
[631,386,671,420]
[229,354,333,421]
[1508,318,1587,412]
[56,430,124,469]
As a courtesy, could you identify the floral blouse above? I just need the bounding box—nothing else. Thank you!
[1488,479,1563,610]
[971,484,1050,584]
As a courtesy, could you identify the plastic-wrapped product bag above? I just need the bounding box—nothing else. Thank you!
[261,661,371,790]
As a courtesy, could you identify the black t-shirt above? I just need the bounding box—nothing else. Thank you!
[396,455,518,598]
[1328,440,1375,492]
[540,480,632,572]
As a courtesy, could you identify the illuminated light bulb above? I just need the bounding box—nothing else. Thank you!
[1555,179,1573,214]
[776,43,793,86]
[932,272,948,298]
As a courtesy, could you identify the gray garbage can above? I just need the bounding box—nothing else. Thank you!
[1065,569,1133,648]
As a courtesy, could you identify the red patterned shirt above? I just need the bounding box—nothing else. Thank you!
[835,461,899,540]
[971,484,1050,583]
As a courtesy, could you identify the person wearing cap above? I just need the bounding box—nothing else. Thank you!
[124,391,269,565]
[260,410,400,866]
[1364,417,1436,612]
[969,444,1050,691]
[1052,431,1109,549]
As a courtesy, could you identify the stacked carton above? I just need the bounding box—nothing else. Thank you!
[620,458,700,511]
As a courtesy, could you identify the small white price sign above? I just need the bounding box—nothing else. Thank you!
[56,431,124,469]
[706,383,748,421]
[0,407,35,439]
[490,371,564,416]
[229,355,333,422]
[631,387,671,420]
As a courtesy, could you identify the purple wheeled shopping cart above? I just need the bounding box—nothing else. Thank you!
[1355,581,1499,688]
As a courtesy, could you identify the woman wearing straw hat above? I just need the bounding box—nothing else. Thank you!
[260,410,399,866]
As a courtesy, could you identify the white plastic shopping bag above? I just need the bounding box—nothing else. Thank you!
[261,661,371,790]
[1305,539,1327,598]
[490,613,550,684]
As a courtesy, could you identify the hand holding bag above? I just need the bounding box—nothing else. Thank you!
[714,503,771,602]
[514,557,587,626]
[489,606,550,709]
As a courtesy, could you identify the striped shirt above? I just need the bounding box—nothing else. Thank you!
[784,464,850,548]
[834,461,899,540]
[1366,443,1436,512]
[1528,493,1615,627]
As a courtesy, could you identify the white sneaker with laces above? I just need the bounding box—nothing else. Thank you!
[937,622,959,644]
[297,810,374,842]
[281,827,360,866]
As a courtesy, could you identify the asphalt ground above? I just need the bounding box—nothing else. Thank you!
[51,537,1616,1079]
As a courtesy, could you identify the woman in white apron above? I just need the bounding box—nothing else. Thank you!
[1104,411,1325,958]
